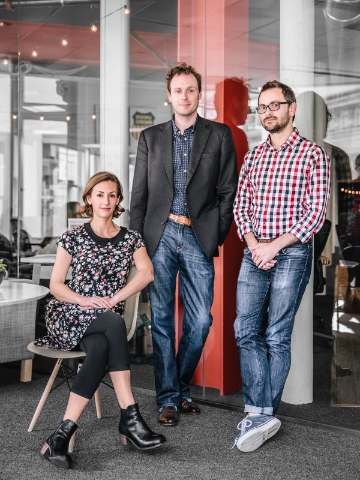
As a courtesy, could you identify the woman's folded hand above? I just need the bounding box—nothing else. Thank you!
[78,295,113,311]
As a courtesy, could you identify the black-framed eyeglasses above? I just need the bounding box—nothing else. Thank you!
[256,101,291,114]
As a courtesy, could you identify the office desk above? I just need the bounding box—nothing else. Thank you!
[0,281,49,381]
[21,255,58,283]
[20,254,56,265]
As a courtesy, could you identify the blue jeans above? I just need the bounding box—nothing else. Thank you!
[149,220,214,408]
[234,242,312,416]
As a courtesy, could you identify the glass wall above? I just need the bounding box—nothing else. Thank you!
[0,1,100,278]
[127,0,360,423]
[1,0,360,427]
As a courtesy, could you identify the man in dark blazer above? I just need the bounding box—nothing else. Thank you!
[130,63,237,426]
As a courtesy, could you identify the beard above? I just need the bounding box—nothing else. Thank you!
[262,111,291,134]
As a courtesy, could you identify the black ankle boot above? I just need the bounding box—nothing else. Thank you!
[119,403,166,450]
[39,419,78,469]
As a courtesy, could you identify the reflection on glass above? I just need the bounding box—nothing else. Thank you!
[0,3,100,277]
[214,77,249,170]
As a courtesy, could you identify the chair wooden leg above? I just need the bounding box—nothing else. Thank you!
[94,388,102,418]
[28,359,63,432]
[68,432,76,453]
[20,359,32,382]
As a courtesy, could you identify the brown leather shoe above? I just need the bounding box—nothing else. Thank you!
[158,406,179,426]
[179,398,200,415]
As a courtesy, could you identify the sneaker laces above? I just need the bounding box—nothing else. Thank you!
[231,417,253,449]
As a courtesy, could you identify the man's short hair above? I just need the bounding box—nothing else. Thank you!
[166,62,202,93]
[259,80,296,105]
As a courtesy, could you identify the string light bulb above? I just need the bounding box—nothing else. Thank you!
[163,100,169,106]
[91,114,96,120]
[12,114,18,120]
[31,49,38,57]
[340,187,360,196]
[40,115,44,121]
[2,57,8,65]
[61,37,68,46]
[124,5,130,15]
[66,115,71,121]
[91,24,98,32]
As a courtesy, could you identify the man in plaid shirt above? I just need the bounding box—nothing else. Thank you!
[232,80,330,453]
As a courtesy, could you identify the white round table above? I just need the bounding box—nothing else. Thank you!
[0,280,49,306]
[0,280,49,382]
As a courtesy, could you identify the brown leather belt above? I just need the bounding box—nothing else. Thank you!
[168,214,191,227]
[257,237,302,244]
[257,238,276,243]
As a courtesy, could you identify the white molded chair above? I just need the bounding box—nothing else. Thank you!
[27,266,140,449]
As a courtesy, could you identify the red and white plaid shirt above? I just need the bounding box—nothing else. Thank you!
[233,128,331,244]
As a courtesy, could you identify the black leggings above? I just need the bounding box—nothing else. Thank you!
[71,311,130,399]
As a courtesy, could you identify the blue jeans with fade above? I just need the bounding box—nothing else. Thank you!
[149,220,214,409]
[234,242,312,416]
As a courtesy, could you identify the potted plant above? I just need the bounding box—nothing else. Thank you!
[0,258,7,285]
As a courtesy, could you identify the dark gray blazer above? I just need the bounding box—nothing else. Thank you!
[129,115,238,259]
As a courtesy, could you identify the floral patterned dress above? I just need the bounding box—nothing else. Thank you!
[34,223,145,350]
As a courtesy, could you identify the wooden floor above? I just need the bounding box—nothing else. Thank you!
[332,265,360,406]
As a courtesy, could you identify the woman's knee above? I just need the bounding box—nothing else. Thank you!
[80,332,109,358]
[105,317,127,341]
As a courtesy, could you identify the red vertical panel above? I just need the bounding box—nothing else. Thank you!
[178,0,248,395]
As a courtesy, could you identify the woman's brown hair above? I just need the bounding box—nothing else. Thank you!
[79,171,125,218]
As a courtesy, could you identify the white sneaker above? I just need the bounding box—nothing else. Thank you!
[233,415,281,452]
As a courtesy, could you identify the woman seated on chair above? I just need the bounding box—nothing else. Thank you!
[34,171,166,469]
